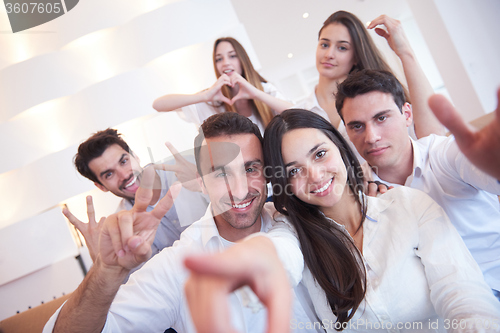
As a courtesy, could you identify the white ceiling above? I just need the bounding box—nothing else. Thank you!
[230,0,412,73]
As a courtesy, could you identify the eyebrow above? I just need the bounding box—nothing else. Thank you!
[99,153,126,179]
[346,110,391,127]
[285,143,325,168]
[211,159,263,172]
[215,50,236,57]
[319,38,350,44]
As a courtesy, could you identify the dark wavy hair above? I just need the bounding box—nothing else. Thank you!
[263,109,366,328]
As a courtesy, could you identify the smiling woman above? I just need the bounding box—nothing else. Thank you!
[152,37,293,135]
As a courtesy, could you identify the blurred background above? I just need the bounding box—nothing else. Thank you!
[0,0,499,319]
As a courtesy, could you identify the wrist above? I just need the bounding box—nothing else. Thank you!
[95,256,130,282]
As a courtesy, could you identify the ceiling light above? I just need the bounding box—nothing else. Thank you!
[287,53,293,59]
[302,12,309,19]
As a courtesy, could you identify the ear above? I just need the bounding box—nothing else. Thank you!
[94,182,108,192]
[196,173,208,195]
[402,102,413,127]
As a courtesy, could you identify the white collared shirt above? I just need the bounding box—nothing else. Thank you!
[266,187,500,333]
[374,134,500,292]
[43,203,318,333]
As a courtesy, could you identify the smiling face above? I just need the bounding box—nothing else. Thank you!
[281,128,348,209]
[88,144,142,200]
[342,91,413,173]
[316,23,356,82]
[198,133,266,241]
[214,41,243,77]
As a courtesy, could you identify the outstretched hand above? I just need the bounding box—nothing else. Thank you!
[184,237,292,333]
[367,15,412,57]
[99,166,182,270]
[155,142,201,192]
[428,89,500,180]
[62,196,104,262]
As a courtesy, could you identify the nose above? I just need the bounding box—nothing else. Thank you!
[365,124,381,144]
[308,164,325,183]
[227,172,249,202]
[117,165,131,180]
[325,46,335,59]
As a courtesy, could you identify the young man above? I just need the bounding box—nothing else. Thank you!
[65,128,208,262]
[335,69,500,298]
[44,113,314,333]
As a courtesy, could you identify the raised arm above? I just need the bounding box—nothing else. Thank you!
[153,75,232,112]
[368,15,445,138]
[51,168,180,333]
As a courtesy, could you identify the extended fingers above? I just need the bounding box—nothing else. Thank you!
[428,94,475,143]
[86,196,96,223]
[151,181,182,220]
[62,205,84,230]
[133,166,156,212]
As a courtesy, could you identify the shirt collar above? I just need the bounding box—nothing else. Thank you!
[200,203,271,248]
[409,137,425,180]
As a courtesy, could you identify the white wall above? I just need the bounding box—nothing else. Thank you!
[0,0,259,320]
[408,0,500,121]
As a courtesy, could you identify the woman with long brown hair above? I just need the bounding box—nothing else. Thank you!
[153,37,292,134]
[297,11,444,138]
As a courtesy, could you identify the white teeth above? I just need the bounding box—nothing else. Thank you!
[124,176,137,189]
[312,178,333,193]
[232,201,251,209]
[223,69,233,74]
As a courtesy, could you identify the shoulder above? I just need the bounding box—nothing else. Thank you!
[371,186,437,212]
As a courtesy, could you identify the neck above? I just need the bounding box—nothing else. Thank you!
[375,139,414,185]
[214,215,262,243]
[315,77,344,128]
[320,185,362,237]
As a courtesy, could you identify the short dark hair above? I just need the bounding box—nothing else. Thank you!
[194,113,263,176]
[336,69,406,122]
[74,128,131,185]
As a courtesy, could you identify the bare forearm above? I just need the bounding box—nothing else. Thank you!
[53,259,129,333]
[153,92,208,112]
[399,51,445,137]
[253,89,293,113]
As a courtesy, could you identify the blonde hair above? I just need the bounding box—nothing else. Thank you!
[212,37,274,127]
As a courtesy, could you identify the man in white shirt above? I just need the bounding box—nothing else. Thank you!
[44,113,315,333]
[63,128,209,262]
[335,69,500,299]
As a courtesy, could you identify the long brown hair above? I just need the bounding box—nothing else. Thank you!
[212,37,274,127]
[320,11,410,101]
[264,109,366,328]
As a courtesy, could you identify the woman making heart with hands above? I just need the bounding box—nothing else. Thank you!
[153,37,292,134]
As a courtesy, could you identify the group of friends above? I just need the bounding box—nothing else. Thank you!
[43,10,500,333]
